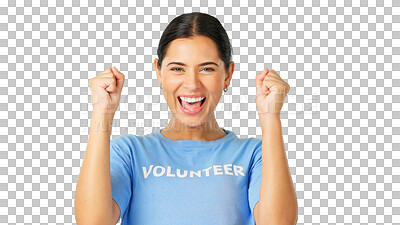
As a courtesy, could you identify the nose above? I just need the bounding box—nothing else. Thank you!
[182,70,201,90]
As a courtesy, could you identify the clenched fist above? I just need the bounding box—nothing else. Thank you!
[255,68,290,117]
[89,66,125,118]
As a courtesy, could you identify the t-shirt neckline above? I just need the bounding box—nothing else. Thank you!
[155,127,234,148]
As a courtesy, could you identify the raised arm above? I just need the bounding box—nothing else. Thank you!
[255,68,298,225]
[75,67,125,225]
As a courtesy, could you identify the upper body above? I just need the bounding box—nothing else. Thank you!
[85,12,295,225]
[84,12,297,224]
[110,127,262,225]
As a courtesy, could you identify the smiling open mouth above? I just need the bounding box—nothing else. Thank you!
[177,96,207,114]
[178,97,206,108]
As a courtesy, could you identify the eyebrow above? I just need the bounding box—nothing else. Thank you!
[166,61,219,67]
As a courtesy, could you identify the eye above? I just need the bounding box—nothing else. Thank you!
[202,68,215,72]
[171,67,183,72]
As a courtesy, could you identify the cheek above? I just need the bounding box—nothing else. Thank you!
[161,78,180,100]
[163,73,182,86]
[205,78,224,92]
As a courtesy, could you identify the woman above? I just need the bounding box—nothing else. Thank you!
[75,12,297,225]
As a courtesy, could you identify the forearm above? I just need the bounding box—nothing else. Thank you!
[257,114,298,225]
[75,114,115,225]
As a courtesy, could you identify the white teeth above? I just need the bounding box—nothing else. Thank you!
[179,96,205,103]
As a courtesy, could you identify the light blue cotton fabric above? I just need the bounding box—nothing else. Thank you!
[109,128,263,225]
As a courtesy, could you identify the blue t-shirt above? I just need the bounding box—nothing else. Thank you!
[110,128,262,225]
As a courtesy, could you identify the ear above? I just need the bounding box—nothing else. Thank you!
[154,58,162,86]
[224,61,234,88]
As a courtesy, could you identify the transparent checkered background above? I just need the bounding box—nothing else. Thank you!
[1,0,399,224]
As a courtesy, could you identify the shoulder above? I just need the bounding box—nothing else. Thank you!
[232,135,262,150]
[110,131,160,151]
[233,136,262,160]
[110,134,134,150]
[225,133,262,159]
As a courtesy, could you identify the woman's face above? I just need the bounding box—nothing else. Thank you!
[154,35,234,127]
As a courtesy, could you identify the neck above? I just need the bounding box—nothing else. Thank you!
[161,113,226,141]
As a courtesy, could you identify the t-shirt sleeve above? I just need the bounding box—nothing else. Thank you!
[248,139,262,224]
[110,137,133,223]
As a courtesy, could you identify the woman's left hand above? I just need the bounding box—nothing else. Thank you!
[255,68,290,117]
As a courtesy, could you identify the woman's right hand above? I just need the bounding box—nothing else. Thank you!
[89,66,125,118]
